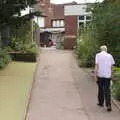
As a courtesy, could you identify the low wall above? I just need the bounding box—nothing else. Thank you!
[9,53,36,62]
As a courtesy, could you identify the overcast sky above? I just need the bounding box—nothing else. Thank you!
[51,0,104,4]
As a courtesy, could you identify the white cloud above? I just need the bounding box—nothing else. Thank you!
[51,0,104,4]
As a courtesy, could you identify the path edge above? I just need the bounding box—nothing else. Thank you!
[24,48,41,120]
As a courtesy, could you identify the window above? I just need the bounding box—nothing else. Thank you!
[79,22,84,27]
[79,16,84,20]
[86,21,90,25]
[61,20,64,27]
[86,16,91,20]
[78,15,91,29]
[53,21,56,27]
[56,21,59,27]
[35,17,45,28]
[52,20,64,27]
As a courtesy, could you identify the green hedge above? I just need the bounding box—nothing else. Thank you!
[0,49,11,69]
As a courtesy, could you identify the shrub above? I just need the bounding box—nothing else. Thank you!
[111,68,120,101]
[76,26,98,67]
[25,46,37,54]
[0,48,11,69]
[9,21,38,55]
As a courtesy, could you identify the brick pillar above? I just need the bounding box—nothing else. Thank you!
[64,16,78,49]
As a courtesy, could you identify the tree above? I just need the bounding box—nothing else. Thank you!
[0,0,39,29]
[104,0,120,3]
[0,0,41,47]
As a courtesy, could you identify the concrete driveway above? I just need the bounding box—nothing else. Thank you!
[26,48,120,120]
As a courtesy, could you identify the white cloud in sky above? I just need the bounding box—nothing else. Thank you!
[51,0,104,4]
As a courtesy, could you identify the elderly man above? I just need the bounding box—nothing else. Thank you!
[95,45,115,112]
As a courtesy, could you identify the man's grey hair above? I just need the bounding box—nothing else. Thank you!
[100,45,107,52]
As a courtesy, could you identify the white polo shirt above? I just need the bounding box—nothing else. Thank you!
[95,51,115,78]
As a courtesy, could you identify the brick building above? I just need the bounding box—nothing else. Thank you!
[35,0,91,49]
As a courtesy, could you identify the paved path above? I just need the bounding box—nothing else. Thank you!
[26,48,120,120]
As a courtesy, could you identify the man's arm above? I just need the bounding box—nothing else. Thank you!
[94,54,99,81]
[94,64,99,82]
[111,55,115,80]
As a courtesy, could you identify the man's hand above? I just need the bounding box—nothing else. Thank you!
[94,64,99,83]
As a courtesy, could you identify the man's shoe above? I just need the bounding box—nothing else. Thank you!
[97,103,104,107]
[107,107,112,112]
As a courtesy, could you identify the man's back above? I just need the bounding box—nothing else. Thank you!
[96,51,115,78]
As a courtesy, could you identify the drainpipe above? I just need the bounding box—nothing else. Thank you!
[31,19,34,42]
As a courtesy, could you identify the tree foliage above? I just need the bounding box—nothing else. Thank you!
[0,0,38,28]
[76,1,120,67]
[92,1,120,66]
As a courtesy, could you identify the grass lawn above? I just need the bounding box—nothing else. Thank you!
[0,62,36,120]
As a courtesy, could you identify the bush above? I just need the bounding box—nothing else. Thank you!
[76,2,120,67]
[9,21,38,53]
[0,49,11,69]
[76,27,98,67]
[8,21,38,56]
[25,47,37,54]
[4,46,14,52]
[111,68,120,101]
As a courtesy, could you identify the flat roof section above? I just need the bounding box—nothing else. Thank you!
[64,4,91,16]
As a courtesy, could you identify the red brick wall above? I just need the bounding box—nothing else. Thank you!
[38,0,54,28]
[65,16,77,35]
[37,0,78,29]
[64,16,78,49]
